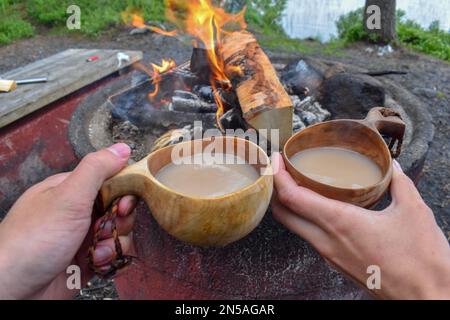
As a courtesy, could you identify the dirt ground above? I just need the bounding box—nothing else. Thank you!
[0,29,448,299]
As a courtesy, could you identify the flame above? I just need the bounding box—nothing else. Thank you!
[148,58,177,99]
[164,0,247,120]
[122,10,178,37]
[122,1,247,120]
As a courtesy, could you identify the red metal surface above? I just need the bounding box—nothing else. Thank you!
[0,77,116,215]
[114,202,362,300]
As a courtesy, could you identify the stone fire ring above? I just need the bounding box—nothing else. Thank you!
[68,57,434,182]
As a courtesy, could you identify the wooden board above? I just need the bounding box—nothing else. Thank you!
[0,49,142,128]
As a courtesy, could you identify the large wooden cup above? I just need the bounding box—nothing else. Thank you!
[283,107,405,208]
[99,136,273,247]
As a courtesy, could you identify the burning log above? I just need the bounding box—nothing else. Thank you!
[190,48,212,85]
[193,85,215,103]
[219,107,249,131]
[171,96,218,114]
[173,90,198,100]
[222,31,293,148]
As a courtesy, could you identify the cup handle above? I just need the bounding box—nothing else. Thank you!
[97,159,149,211]
[88,158,150,278]
[362,107,406,158]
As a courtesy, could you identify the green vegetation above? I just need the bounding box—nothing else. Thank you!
[0,0,342,55]
[0,0,165,42]
[26,0,166,35]
[0,0,35,45]
[1,0,446,62]
[436,91,447,99]
[245,0,287,36]
[337,8,450,61]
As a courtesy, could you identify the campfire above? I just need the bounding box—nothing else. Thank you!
[115,0,330,156]
[61,0,434,300]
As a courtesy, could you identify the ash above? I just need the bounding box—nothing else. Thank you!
[111,118,149,162]
[110,59,331,160]
[291,96,331,132]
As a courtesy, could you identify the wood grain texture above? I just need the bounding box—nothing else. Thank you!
[283,108,405,208]
[0,49,143,128]
[222,31,293,148]
[0,80,17,93]
[99,136,273,247]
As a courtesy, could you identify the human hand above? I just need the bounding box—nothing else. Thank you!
[271,153,450,300]
[0,144,137,299]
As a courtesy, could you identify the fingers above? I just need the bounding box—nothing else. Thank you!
[272,153,361,230]
[390,160,423,205]
[60,144,131,201]
[117,195,138,217]
[91,235,133,266]
[389,160,431,217]
[271,151,286,174]
[272,195,330,252]
[94,212,137,240]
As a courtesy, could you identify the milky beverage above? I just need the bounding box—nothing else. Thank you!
[155,153,260,197]
[290,147,383,189]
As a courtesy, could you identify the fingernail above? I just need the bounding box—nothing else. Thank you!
[126,197,138,216]
[93,246,113,264]
[393,160,403,172]
[108,143,131,159]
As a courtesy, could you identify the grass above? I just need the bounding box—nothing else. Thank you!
[0,1,34,45]
[27,0,166,36]
[0,0,166,42]
[258,35,346,56]
[436,91,447,99]
[337,8,450,61]
[0,0,447,62]
[244,0,287,36]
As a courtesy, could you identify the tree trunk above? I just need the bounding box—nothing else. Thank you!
[364,0,397,43]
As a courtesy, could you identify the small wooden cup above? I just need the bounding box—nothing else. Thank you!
[99,136,273,247]
[283,107,406,208]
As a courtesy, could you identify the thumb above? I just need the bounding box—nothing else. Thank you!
[271,152,286,175]
[389,160,423,206]
[60,143,131,201]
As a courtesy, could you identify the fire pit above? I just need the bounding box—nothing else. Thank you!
[68,53,433,299]
[68,0,433,299]
[69,55,430,176]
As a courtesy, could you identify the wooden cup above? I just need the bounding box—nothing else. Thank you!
[99,136,273,247]
[283,107,406,208]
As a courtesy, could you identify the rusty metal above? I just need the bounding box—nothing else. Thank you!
[88,199,133,279]
[379,108,404,158]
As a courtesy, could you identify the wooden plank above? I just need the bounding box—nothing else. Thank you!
[0,49,143,128]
